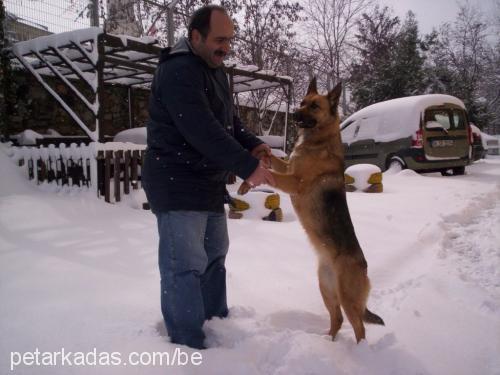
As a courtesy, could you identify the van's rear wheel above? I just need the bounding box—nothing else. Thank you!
[386,157,405,173]
[440,166,465,176]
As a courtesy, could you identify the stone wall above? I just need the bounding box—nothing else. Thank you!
[5,71,294,149]
[5,71,150,138]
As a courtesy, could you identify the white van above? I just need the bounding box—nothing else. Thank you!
[340,94,471,175]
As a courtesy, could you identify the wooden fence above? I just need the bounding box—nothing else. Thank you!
[96,149,145,204]
[10,143,147,205]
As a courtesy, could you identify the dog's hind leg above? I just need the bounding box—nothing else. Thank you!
[318,258,343,340]
[335,257,370,343]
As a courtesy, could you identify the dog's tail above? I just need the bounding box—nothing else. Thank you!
[364,308,385,325]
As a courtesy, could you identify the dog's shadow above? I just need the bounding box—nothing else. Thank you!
[265,310,329,335]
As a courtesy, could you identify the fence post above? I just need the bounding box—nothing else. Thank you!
[131,150,139,189]
[114,150,122,202]
[124,150,131,195]
[104,150,112,203]
[96,151,105,198]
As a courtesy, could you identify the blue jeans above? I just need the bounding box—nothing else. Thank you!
[155,211,229,349]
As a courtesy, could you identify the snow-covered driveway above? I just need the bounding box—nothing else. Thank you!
[1,145,499,375]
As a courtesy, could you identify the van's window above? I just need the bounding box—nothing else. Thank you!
[341,120,359,142]
[341,120,355,131]
[425,110,452,130]
[354,118,379,140]
[452,109,466,130]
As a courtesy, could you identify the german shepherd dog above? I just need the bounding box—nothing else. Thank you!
[239,78,384,342]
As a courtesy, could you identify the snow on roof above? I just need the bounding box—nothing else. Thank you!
[342,94,465,125]
[12,27,102,63]
[12,29,292,94]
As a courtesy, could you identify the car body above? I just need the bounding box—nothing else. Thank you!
[340,94,471,175]
[482,133,500,156]
[469,124,486,161]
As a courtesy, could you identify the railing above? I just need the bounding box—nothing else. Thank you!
[7,142,147,205]
[96,149,145,203]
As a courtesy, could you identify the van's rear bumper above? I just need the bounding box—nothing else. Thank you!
[402,148,470,172]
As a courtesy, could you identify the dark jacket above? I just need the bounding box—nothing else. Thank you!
[142,37,262,213]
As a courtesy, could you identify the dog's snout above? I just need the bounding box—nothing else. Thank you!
[293,111,304,123]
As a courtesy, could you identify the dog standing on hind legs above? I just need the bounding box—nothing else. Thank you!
[238,78,384,343]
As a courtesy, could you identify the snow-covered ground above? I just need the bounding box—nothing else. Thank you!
[1,143,499,375]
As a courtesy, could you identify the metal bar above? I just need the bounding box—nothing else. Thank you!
[12,50,97,141]
[102,33,162,54]
[33,50,97,115]
[51,46,96,92]
[103,55,157,74]
[70,40,98,68]
[96,34,105,142]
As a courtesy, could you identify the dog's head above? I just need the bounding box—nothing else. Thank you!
[294,77,342,131]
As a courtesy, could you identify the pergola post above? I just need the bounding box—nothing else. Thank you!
[96,33,106,142]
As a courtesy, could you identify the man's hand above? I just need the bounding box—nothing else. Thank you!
[238,160,275,195]
[251,143,272,168]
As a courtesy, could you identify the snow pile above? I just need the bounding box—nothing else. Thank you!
[345,164,382,191]
[113,128,147,145]
[13,129,45,145]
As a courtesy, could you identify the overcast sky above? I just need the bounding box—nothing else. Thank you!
[381,0,498,35]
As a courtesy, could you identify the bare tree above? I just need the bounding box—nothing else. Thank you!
[105,0,143,36]
[303,0,372,93]
[232,0,303,135]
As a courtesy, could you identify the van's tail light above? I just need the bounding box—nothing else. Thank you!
[467,124,473,144]
[412,128,423,148]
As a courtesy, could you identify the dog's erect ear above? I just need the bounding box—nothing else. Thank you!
[306,77,318,95]
[327,82,342,110]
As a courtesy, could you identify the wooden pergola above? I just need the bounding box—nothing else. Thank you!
[10,27,293,145]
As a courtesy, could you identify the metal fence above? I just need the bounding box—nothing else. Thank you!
[4,0,96,42]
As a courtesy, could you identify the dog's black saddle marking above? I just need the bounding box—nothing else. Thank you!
[320,188,365,261]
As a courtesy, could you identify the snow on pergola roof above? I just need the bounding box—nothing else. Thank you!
[10,27,293,142]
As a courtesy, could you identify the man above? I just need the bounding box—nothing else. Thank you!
[142,5,275,349]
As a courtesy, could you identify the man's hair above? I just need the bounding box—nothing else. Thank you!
[188,5,228,40]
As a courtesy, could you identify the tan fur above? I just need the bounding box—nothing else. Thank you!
[239,78,383,342]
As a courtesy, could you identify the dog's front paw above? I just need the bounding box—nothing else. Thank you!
[237,181,251,195]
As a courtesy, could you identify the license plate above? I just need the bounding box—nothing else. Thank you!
[432,139,454,147]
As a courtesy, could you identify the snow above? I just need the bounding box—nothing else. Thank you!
[257,135,284,148]
[345,164,382,191]
[113,128,147,145]
[12,27,102,60]
[1,141,500,374]
[340,94,465,145]
[12,129,45,146]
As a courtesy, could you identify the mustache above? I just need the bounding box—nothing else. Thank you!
[214,50,226,57]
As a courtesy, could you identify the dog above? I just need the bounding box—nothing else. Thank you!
[238,78,384,342]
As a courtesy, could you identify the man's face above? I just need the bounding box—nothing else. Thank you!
[191,10,234,68]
